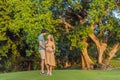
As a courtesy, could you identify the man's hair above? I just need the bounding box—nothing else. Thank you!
[41,29,47,33]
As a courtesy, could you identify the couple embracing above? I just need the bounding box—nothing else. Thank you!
[38,29,56,76]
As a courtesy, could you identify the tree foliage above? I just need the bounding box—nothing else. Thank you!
[0,0,120,71]
[0,0,59,71]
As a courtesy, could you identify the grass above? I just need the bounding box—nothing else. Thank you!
[0,70,120,80]
[110,59,120,67]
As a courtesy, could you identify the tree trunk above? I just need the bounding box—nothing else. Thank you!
[81,55,85,69]
[89,33,107,64]
[81,41,94,69]
[97,42,107,64]
[64,61,71,68]
[104,43,120,65]
[28,61,31,71]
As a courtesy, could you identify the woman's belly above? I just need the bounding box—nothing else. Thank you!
[46,47,53,52]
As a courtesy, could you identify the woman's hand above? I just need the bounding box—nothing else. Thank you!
[46,48,53,52]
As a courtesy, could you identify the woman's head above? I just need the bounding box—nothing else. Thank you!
[47,34,54,42]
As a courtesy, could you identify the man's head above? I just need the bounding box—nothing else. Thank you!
[41,29,47,36]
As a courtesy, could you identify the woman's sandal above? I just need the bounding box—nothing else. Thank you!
[40,72,45,75]
[45,72,50,76]
[49,73,52,76]
[45,73,52,76]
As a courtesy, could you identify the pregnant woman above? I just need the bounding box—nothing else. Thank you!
[45,34,56,76]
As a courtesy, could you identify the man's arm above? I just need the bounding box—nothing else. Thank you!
[39,41,45,50]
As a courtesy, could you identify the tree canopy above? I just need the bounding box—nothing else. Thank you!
[0,0,120,71]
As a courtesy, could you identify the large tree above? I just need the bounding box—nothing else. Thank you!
[88,0,120,68]
[53,0,120,69]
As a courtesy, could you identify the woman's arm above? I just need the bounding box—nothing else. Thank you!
[52,42,55,53]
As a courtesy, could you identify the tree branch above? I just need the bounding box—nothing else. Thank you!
[108,43,120,60]
[59,19,74,32]
[62,20,74,29]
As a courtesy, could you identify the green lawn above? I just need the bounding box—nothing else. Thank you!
[110,59,120,67]
[0,70,120,80]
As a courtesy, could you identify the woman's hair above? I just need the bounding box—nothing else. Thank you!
[46,34,55,49]
[47,34,55,43]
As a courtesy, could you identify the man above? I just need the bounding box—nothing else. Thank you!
[38,29,47,75]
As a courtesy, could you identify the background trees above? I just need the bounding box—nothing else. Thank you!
[0,0,120,72]
[0,0,59,71]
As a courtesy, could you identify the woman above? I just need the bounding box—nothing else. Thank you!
[45,34,56,76]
